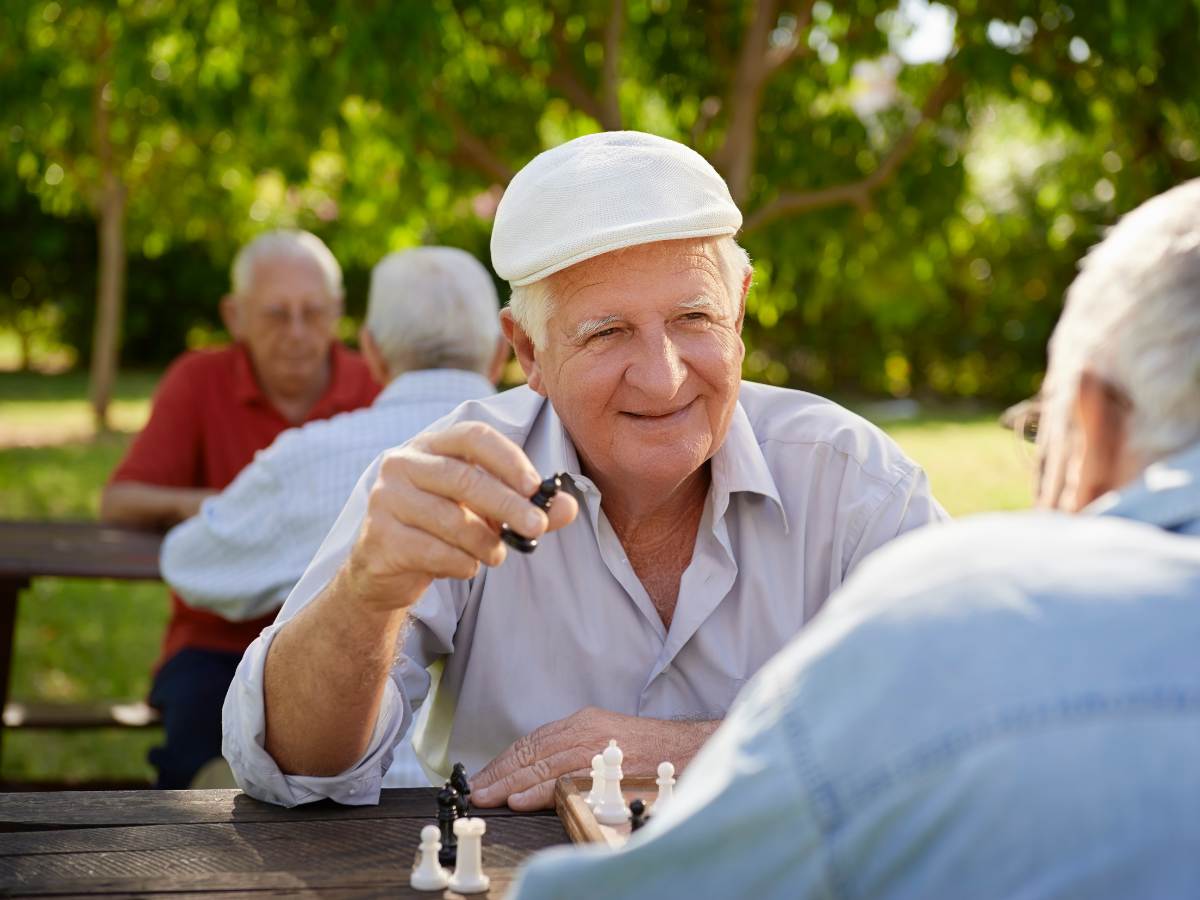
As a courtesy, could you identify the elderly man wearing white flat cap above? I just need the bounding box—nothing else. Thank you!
[223,132,947,810]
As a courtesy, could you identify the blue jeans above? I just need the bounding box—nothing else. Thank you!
[148,648,242,789]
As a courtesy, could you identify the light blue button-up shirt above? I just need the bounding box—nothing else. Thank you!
[162,369,496,620]
[223,381,946,807]
[512,441,1200,899]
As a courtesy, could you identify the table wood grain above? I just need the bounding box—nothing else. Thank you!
[0,788,568,898]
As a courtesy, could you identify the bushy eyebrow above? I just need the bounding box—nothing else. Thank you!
[565,295,725,343]
[677,295,724,315]
[567,314,622,344]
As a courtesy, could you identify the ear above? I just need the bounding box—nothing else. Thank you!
[485,335,509,386]
[1070,370,1133,510]
[500,308,546,396]
[358,326,391,385]
[219,295,242,340]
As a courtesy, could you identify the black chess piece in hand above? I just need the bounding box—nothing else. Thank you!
[437,782,460,867]
[500,474,564,553]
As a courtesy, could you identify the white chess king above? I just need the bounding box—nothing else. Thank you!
[447,817,490,894]
[409,824,450,892]
[594,739,630,826]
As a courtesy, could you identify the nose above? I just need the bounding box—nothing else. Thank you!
[624,327,688,400]
[283,308,309,340]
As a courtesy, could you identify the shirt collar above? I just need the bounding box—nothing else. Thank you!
[1085,439,1200,533]
[232,343,266,406]
[522,394,788,531]
[232,342,360,414]
[710,401,790,532]
[375,369,495,408]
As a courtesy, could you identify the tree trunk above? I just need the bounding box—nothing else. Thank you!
[89,25,125,434]
[89,171,126,433]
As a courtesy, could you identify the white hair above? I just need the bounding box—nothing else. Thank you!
[365,247,501,376]
[231,229,343,300]
[508,236,752,348]
[1043,178,1200,464]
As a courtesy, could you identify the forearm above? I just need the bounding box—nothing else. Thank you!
[262,562,411,777]
[649,718,720,771]
[100,482,213,528]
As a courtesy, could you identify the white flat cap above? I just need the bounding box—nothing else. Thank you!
[491,131,742,286]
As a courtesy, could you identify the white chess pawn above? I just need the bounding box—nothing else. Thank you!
[447,817,490,894]
[410,824,450,891]
[585,752,605,809]
[654,760,676,810]
[593,739,629,825]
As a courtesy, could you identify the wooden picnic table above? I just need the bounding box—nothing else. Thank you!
[0,520,164,764]
[0,787,567,897]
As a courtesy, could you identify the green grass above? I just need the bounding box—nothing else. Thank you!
[878,413,1034,515]
[0,427,167,783]
[0,370,156,441]
[0,370,1032,783]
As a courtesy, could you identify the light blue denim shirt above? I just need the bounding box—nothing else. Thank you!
[512,441,1200,900]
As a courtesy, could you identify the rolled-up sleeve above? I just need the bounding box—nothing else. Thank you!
[221,453,450,806]
[222,620,412,807]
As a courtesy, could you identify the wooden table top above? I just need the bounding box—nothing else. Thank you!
[0,520,162,581]
[0,788,568,897]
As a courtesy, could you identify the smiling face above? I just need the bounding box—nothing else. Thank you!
[506,238,748,497]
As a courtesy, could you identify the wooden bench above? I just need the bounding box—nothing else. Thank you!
[0,521,165,776]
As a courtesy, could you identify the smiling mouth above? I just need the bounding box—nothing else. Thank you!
[621,399,696,421]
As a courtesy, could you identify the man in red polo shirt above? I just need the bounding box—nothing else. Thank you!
[101,229,379,788]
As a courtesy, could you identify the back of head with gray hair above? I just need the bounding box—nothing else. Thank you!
[231,229,344,300]
[1044,178,1200,464]
[508,235,752,348]
[365,247,501,376]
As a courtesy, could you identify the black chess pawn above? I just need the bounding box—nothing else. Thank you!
[500,473,565,553]
[436,782,460,867]
[629,799,648,832]
[450,762,472,816]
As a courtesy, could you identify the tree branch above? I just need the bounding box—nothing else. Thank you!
[546,12,610,126]
[432,92,515,185]
[742,68,963,234]
[765,0,815,73]
[713,0,777,205]
[600,0,624,130]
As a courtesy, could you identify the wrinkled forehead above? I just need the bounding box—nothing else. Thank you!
[548,238,728,308]
[240,253,336,305]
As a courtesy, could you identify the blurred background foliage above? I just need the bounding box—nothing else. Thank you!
[2,0,1199,408]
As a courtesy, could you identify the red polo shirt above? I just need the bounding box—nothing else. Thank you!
[111,342,379,669]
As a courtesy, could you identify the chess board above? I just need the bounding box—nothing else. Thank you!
[554,775,658,849]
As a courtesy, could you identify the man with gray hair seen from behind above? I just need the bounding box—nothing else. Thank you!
[224,131,946,811]
[102,229,380,789]
[512,180,1200,899]
[162,247,505,786]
